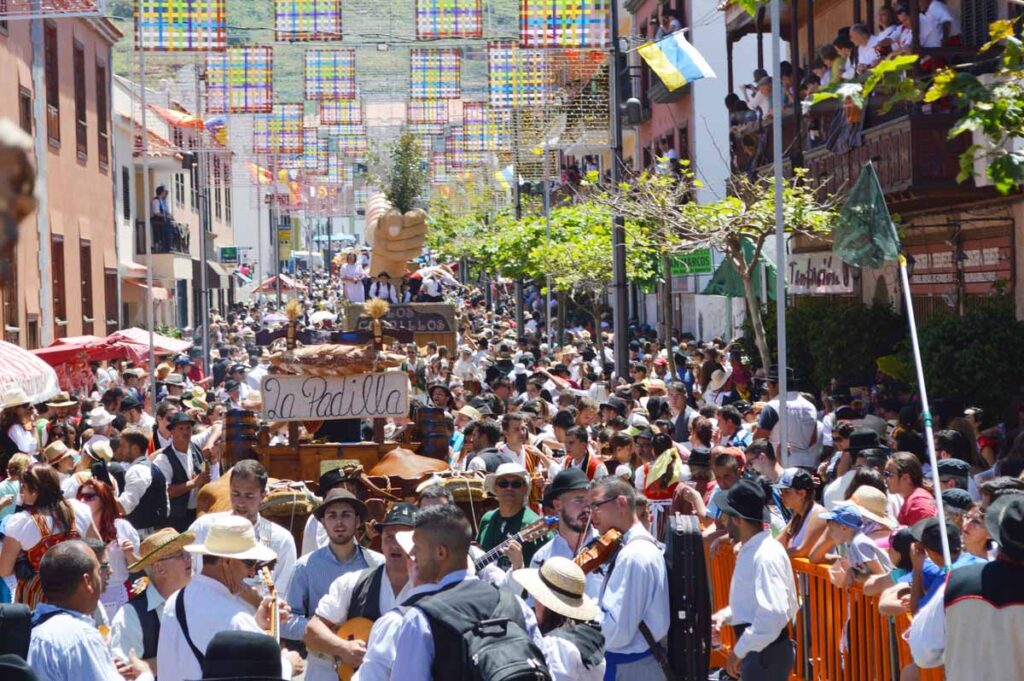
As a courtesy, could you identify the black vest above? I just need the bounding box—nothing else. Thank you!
[162,443,203,532]
[125,457,168,531]
[128,594,161,660]
[348,564,386,622]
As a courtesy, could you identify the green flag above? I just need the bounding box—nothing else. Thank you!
[833,162,902,269]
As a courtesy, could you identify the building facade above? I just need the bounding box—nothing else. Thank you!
[0,16,121,349]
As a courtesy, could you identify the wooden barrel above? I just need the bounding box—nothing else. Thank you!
[225,409,259,465]
[416,407,450,461]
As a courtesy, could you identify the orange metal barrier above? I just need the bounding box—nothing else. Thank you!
[705,541,946,681]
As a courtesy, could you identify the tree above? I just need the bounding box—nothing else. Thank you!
[381,130,427,213]
[585,165,837,369]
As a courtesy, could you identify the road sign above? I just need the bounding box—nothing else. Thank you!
[220,246,238,263]
[669,249,713,276]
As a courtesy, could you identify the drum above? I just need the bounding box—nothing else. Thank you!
[416,407,450,461]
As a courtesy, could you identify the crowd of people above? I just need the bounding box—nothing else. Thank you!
[1,255,1024,681]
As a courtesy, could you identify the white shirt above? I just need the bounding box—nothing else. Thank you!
[925,0,959,42]
[909,579,945,668]
[247,363,269,391]
[309,566,412,681]
[354,582,444,681]
[188,512,296,596]
[598,523,669,654]
[157,574,290,681]
[918,7,944,47]
[111,583,165,662]
[369,281,398,303]
[7,423,37,455]
[117,457,170,524]
[101,519,142,618]
[152,438,221,510]
[543,633,606,681]
[724,530,799,658]
[529,530,603,599]
[759,392,820,469]
[5,500,93,551]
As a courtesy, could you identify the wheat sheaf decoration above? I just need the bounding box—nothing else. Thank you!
[363,298,390,348]
[285,298,303,322]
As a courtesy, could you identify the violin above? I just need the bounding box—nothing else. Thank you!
[574,528,623,575]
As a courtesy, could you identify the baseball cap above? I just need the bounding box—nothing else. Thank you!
[819,503,864,530]
[941,488,973,513]
[377,503,417,528]
[775,468,815,491]
[986,494,1024,561]
[911,517,962,554]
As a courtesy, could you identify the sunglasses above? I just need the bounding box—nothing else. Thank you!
[79,493,99,502]
[496,479,525,490]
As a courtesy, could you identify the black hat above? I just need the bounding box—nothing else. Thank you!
[688,446,712,467]
[378,502,417,528]
[941,488,973,512]
[765,365,795,384]
[0,655,37,681]
[519,400,542,416]
[224,379,241,392]
[732,400,753,415]
[469,396,495,417]
[847,429,881,453]
[986,494,1024,561]
[201,631,282,680]
[119,396,142,412]
[601,397,627,416]
[829,385,853,402]
[717,478,767,523]
[188,346,204,358]
[911,517,961,554]
[168,412,197,428]
[314,487,368,521]
[377,271,392,278]
[551,363,571,376]
[229,364,247,374]
[634,427,655,441]
[318,467,347,493]
[544,468,590,506]
[936,458,970,480]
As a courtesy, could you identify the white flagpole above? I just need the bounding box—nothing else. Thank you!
[896,253,952,568]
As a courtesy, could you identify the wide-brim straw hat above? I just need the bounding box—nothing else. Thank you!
[86,407,115,428]
[849,486,897,529]
[707,370,729,393]
[129,528,197,572]
[45,391,77,408]
[1,386,31,410]
[184,515,277,563]
[43,441,74,466]
[511,556,600,621]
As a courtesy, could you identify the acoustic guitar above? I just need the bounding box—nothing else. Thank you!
[473,516,558,572]
[335,616,374,681]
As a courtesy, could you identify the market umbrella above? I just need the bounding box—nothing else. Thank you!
[0,340,61,405]
[262,313,289,324]
[107,328,193,356]
[33,335,149,367]
[309,311,337,324]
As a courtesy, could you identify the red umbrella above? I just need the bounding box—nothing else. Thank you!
[32,335,150,367]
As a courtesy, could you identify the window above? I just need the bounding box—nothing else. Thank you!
[213,158,222,220]
[80,241,93,335]
[174,172,185,205]
[0,0,9,35]
[73,41,87,160]
[224,165,232,223]
[1,241,17,343]
[44,22,59,146]
[121,166,131,221]
[18,87,31,135]
[27,316,38,350]
[96,60,109,170]
[103,271,118,333]
[189,138,199,211]
[51,236,66,338]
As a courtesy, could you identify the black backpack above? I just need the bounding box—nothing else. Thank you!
[416,578,551,681]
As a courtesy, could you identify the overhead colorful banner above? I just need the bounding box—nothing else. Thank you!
[320,98,362,125]
[446,125,490,168]
[409,49,462,100]
[274,0,341,41]
[302,127,329,174]
[415,0,483,39]
[487,42,554,108]
[519,0,610,48]
[407,98,449,134]
[205,47,273,114]
[305,49,357,100]
[462,102,506,152]
[327,124,368,157]
[253,104,305,155]
[135,0,227,51]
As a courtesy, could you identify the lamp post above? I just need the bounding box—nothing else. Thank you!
[610,14,629,380]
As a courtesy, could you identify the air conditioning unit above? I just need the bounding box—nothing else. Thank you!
[971,74,1024,189]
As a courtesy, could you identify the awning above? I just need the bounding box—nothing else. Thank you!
[701,240,778,301]
[32,335,149,367]
[108,328,192,356]
[253,274,302,293]
[207,261,231,289]
[0,340,61,405]
[123,279,171,302]
[121,261,148,277]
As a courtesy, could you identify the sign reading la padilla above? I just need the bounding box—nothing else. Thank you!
[260,372,409,421]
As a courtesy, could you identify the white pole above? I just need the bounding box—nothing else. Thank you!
[771,0,788,457]
[138,29,156,408]
[543,144,552,347]
[897,254,952,567]
[30,4,53,347]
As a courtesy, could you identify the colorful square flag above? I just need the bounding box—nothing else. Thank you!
[446,125,490,168]
[136,0,227,51]
[519,0,610,48]
[410,49,461,100]
[462,102,506,152]
[302,127,329,173]
[275,0,341,41]
[407,98,449,134]
[327,124,368,157]
[305,49,357,100]
[206,47,273,114]
[415,0,483,39]
[253,104,305,155]
[487,41,555,108]
[320,99,363,125]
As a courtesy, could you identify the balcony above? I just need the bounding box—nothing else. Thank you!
[135,218,190,256]
[648,79,689,105]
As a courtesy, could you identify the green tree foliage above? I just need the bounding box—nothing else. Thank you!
[383,131,427,213]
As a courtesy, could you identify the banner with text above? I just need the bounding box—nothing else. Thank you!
[787,251,854,295]
[261,372,409,421]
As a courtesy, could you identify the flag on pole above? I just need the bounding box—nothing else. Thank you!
[637,32,715,92]
[833,161,902,269]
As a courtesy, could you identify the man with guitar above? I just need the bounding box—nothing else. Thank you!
[282,489,382,663]
[304,503,416,681]
[586,477,670,681]
[477,463,551,571]
[529,468,602,598]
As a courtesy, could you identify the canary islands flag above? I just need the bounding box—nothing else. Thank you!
[638,32,716,92]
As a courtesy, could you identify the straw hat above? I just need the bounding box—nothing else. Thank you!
[86,407,115,428]
[45,391,77,408]
[128,528,196,572]
[850,486,897,529]
[1,386,30,410]
[156,362,173,378]
[511,556,600,621]
[184,515,277,563]
[484,462,531,496]
[43,441,74,466]
[83,441,114,463]
[707,370,729,393]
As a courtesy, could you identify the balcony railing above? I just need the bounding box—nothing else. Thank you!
[135,218,190,256]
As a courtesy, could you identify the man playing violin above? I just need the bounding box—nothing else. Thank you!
[477,463,550,571]
[587,477,670,681]
[529,468,602,598]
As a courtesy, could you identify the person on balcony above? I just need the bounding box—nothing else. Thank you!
[872,6,901,58]
[817,44,842,86]
[918,0,960,47]
[150,186,173,252]
[834,34,857,80]
[850,24,880,75]
[654,11,681,39]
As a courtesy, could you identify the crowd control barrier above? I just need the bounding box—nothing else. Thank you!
[705,541,945,681]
